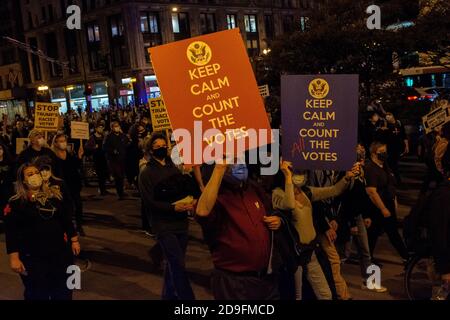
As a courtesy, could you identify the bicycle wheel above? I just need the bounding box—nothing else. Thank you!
[404,255,440,300]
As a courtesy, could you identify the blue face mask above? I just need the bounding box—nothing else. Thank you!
[230,164,248,182]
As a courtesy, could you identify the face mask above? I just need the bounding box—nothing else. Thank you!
[40,170,52,181]
[37,138,46,147]
[26,173,43,189]
[377,152,388,162]
[230,164,248,182]
[152,147,167,160]
[292,174,307,187]
[58,142,68,150]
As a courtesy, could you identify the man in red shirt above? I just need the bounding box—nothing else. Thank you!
[196,162,281,300]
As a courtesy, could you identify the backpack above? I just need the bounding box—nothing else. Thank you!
[273,186,316,273]
[274,210,316,273]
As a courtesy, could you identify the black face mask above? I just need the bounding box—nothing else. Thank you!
[152,147,167,160]
[377,152,388,162]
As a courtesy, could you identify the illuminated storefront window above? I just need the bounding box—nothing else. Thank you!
[50,81,109,113]
[144,75,160,99]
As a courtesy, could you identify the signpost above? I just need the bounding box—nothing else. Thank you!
[71,121,90,140]
[148,97,172,146]
[34,102,60,131]
[148,97,171,131]
[422,104,450,134]
[15,138,30,155]
[258,84,270,98]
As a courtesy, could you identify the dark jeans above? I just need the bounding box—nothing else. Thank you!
[141,200,150,231]
[368,208,409,260]
[20,251,73,300]
[108,160,125,197]
[94,158,108,194]
[211,268,279,300]
[387,152,401,183]
[421,164,442,193]
[157,232,195,300]
[125,149,139,187]
[70,190,83,228]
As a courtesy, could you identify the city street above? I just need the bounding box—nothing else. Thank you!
[0,157,426,300]
[0,0,447,311]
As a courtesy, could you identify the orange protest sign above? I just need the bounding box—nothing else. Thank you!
[149,29,271,164]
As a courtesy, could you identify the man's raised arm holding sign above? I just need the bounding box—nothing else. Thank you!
[195,160,281,300]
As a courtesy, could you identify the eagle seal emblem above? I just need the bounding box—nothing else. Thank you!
[308,78,330,99]
[187,41,212,66]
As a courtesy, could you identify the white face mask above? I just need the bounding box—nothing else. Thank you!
[40,170,52,181]
[27,173,43,189]
[37,138,46,147]
[58,142,68,150]
[292,174,307,187]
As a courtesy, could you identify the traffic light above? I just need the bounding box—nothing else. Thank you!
[84,84,92,96]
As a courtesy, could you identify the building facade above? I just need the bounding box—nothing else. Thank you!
[0,0,31,118]
[20,0,315,112]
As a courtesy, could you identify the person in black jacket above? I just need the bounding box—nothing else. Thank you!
[85,121,110,196]
[139,133,197,300]
[4,162,80,300]
[33,156,74,218]
[361,112,384,153]
[11,120,29,154]
[0,143,14,224]
[126,120,148,190]
[103,121,130,199]
[51,133,85,235]
[426,147,450,299]
[385,112,409,183]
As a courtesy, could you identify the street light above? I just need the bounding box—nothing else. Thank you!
[37,85,49,91]
[262,48,271,55]
[172,7,178,12]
